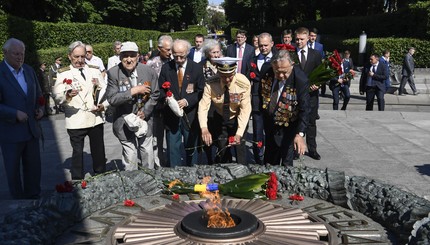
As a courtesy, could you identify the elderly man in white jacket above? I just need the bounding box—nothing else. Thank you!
[54,41,109,180]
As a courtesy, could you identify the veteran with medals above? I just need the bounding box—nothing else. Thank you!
[262,50,310,166]
[53,41,109,180]
[198,57,251,164]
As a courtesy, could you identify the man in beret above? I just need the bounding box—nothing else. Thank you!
[105,41,160,170]
[198,57,252,164]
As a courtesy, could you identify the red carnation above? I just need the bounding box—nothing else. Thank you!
[266,172,278,200]
[257,141,263,148]
[124,199,135,207]
[56,181,74,193]
[38,96,46,106]
[275,44,296,52]
[228,136,235,145]
[162,81,171,89]
[63,78,72,85]
[250,62,257,69]
[289,194,304,201]
[250,72,256,79]
[172,194,180,200]
[81,180,87,189]
[166,91,173,97]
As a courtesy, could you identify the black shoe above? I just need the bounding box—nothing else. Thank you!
[308,151,321,160]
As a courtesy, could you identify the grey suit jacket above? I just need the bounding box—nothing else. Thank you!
[106,63,160,140]
[402,53,414,76]
[0,61,42,143]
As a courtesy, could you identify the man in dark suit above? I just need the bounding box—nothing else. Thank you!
[308,27,326,96]
[399,47,419,95]
[262,50,310,166]
[0,38,44,199]
[187,34,205,63]
[158,39,205,167]
[295,27,323,160]
[359,54,388,111]
[226,29,254,74]
[246,32,276,164]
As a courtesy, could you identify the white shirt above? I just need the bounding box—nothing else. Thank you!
[297,47,309,63]
[193,48,203,63]
[257,52,273,71]
[107,55,120,70]
[85,55,106,72]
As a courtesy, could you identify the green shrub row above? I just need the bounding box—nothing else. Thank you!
[0,14,205,68]
[339,37,430,68]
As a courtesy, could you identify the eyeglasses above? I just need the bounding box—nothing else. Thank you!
[173,55,186,59]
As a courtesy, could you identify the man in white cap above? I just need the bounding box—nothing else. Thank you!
[105,41,160,170]
[53,41,109,180]
[198,57,252,164]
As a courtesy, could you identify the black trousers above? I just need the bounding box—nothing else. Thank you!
[67,124,106,180]
[307,92,318,153]
[212,113,246,164]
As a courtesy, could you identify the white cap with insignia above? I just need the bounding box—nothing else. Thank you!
[212,57,241,74]
[120,41,139,53]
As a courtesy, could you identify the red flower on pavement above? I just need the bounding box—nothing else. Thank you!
[63,78,72,85]
[172,194,180,200]
[162,81,171,89]
[250,62,257,69]
[56,181,73,193]
[257,141,263,148]
[166,91,173,97]
[124,199,135,207]
[81,180,87,189]
[249,72,256,79]
[38,96,46,106]
[265,172,278,200]
[289,194,304,201]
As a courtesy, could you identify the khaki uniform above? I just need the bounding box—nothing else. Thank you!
[198,73,251,137]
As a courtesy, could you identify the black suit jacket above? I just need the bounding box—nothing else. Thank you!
[226,43,254,73]
[245,53,276,111]
[158,59,205,131]
[298,48,322,97]
[263,66,310,146]
[359,62,388,93]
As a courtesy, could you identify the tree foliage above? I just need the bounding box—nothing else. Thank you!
[0,0,208,31]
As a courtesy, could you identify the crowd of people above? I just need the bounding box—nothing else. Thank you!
[0,28,421,198]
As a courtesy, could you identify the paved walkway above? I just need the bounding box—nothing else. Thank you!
[1,92,430,222]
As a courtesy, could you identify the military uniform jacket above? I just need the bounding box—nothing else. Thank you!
[53,64,109,129]
[105,63,160,140]
[198,73,251,137]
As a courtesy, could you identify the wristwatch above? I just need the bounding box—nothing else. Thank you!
[298,132,305,137]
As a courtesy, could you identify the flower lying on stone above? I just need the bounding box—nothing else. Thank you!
[266,172,278,200]
[289,194,304,201]
[55,181,73,193]
[81,180,87,189]
[164,172,278,200]
[172,194,180,200]
[124,199,135,207]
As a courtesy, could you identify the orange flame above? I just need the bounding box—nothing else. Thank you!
[200,177,236,228]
